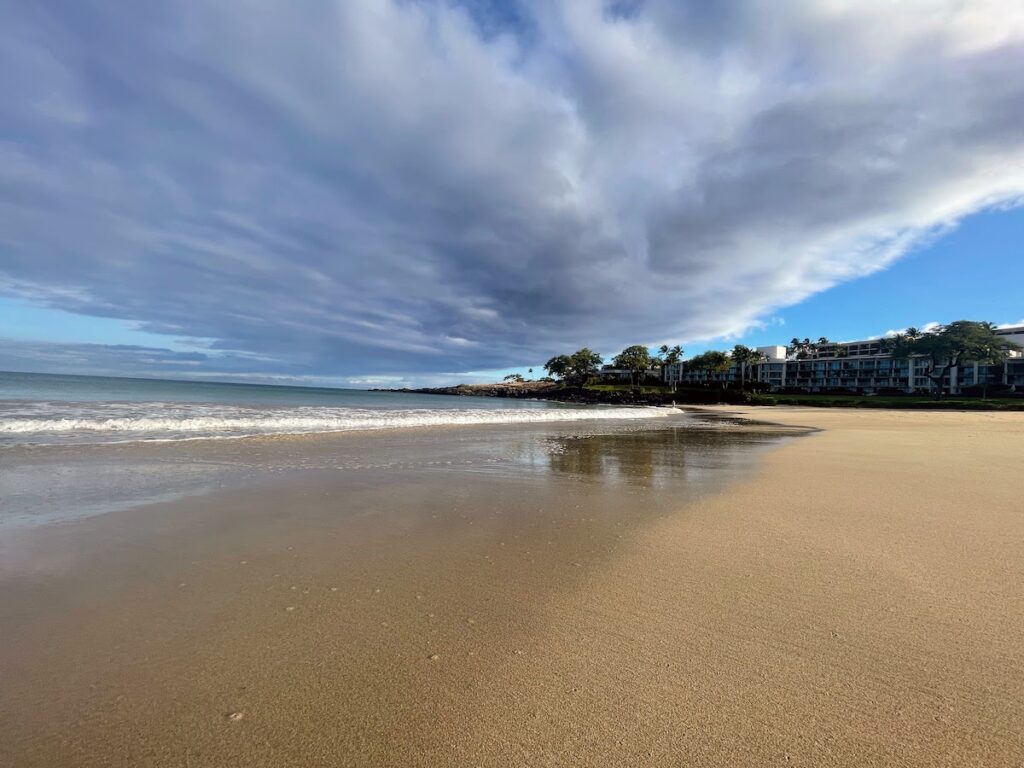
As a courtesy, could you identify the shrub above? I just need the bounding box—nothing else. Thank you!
[961,383,1012,397]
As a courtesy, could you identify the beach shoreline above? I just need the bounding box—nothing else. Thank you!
[1,408,1022,766]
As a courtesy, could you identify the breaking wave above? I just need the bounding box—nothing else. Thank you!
[0,400,672,445]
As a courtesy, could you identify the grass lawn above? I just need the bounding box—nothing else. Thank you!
[760,393,1024,410]
[575,382,1024,410]
[584,383,672,393]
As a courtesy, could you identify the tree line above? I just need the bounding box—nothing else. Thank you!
[882,321,1019,396]
[533,321,1020,397]
[790,321,1019,397]
[541,343,767,387]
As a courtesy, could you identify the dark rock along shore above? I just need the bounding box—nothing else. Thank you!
[373,381,702,406]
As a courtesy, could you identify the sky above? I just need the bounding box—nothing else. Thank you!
[1,0,1023,388]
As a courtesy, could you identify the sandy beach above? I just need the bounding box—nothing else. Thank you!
[7,2,1024,766]
[1,408,1022,766]
[531,407,1024,767]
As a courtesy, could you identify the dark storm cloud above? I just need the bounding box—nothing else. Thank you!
[2,0,1024,380]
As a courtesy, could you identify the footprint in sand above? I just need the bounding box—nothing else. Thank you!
[226,712,245,722]
[428,654,440,662]
[285,606,296,612]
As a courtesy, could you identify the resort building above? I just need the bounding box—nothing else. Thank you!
[597,365,661,383]
[662,326,1024,394]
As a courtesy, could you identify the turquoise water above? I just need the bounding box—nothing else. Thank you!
[0,371,669,445]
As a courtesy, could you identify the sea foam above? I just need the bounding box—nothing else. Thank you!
[0,401,672,445]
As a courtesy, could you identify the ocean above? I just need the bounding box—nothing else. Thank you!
[0,371,669,446]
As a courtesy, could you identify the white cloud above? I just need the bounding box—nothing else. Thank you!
[1,0,1023,380]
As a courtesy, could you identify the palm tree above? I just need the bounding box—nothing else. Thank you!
[657,344,684,391]
[731,345,767,389]
[657,344,683,365]
[789,337,815,359]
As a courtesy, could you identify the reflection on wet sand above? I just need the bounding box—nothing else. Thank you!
[540,424,789,489]
[0,416,803,768]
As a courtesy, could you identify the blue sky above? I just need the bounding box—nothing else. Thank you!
[685,207,1024,355]
[2,1,1024,387]
[490,205,1024,380]
[0,298,200,349]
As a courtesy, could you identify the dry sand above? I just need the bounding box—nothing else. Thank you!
[1,408,1022,766]
[511,407,1024,767]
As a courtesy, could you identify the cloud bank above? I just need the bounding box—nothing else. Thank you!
[2,0,1024,382]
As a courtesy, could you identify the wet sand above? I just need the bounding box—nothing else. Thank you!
[2,410,1023,766]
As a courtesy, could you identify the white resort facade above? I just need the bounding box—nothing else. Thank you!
[663,326,1024,395]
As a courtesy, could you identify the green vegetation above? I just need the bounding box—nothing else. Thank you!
[534,321,1021,409]
[544,347,603,385]
[611,344,654,386]
[731,344,766,386]
[543,343,686,387]
[883,321,1021,397]
[585,383,671,394]
[788,336,845,359]
[750,393,1024,410]
[658,344,683,365]
[685,350,732,378]
[574,385,1024,410]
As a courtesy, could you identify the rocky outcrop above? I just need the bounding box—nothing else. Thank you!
[377,381,560,399]
[375,382,700,405]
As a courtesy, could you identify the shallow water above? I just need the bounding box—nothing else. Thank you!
[0,414,794,529]
[0,411,804,767]
[0,371,668,445]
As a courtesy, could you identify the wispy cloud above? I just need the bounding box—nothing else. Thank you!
[876,322,943,339]
[2,1,1024,381]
